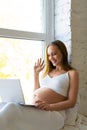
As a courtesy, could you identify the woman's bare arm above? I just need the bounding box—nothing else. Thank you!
[33,58,44,91]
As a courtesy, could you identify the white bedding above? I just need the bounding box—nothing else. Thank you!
[62,114,87,130]
[0,102,87,130]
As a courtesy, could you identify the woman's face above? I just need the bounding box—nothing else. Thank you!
[47,45,63,67]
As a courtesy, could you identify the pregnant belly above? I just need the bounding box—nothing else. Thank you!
[33,87,67,104]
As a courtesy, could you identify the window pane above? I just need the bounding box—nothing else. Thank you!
[0,38,44,103]
[0,0,44,33]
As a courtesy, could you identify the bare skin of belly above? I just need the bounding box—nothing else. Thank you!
[33,87,67,104]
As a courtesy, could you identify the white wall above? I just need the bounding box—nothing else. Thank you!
[55,0,87,116]
[55,0,71,62]
[71,0,87,116]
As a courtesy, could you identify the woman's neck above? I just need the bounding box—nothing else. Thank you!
[55,66,63,71]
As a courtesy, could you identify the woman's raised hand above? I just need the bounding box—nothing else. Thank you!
[34,58,45,74]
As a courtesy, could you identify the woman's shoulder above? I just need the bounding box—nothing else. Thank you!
[68,69,79,78]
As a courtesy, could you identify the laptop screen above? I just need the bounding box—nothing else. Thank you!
[0,79,25,104]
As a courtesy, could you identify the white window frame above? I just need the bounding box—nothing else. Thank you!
[0,0,54,45]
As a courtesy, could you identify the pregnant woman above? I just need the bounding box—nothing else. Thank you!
[32,40,79,129]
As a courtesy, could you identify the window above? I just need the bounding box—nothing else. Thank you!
[0,0,54,103]
[0,0,44,32]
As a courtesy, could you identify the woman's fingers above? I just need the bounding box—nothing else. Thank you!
[35,101,50,110]
[34,58,45,73]
[38,58,44,66]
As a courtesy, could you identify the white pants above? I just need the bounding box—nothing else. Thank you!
[0,102,65,130]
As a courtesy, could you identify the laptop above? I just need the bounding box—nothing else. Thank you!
[0,79,35,107]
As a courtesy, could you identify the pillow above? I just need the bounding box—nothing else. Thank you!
[65,95,80,125]
[65,104,78,125]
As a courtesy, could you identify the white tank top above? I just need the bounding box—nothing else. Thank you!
[40,72,69,97]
